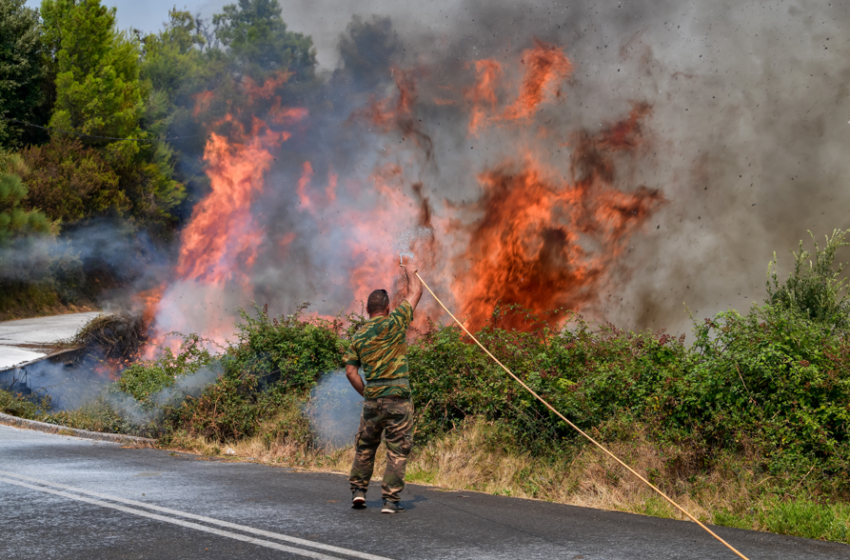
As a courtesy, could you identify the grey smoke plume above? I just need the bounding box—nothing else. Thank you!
[146,0,850,342]
[0,357,222,420]
[305,369,363,449]
[0,219,169,313]
[107,364,224,426]
[0,358,108,411]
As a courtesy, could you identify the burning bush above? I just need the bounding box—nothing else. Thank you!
[124,293,850,500]
[100,233,850,513]
[72,312,147,366]
[121,305,349,441]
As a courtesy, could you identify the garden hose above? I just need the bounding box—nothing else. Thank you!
[414,271,751,560]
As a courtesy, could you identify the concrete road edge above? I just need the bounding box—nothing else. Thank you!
[0,412,155,445]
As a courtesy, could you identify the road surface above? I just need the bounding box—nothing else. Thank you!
[0,312,103,370]
[0,424,846,560]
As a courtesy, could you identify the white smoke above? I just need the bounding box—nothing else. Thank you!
[107,364,224,426]
[0,358,107,411]
[305,369,364,449]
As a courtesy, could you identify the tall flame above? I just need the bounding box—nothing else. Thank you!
[139,37,665,355]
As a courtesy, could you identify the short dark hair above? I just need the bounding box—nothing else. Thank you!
[366,289,390,314]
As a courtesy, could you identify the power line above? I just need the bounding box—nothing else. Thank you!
[0,115,199,142]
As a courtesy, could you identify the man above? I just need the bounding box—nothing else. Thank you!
[344,256,423,513]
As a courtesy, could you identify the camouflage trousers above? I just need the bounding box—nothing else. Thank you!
[349,397,414,502]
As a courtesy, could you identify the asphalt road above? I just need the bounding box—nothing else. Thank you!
[0,311,103,369]
[1,424,846,560]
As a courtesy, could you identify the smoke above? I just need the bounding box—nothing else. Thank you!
[107,364,224,425]
[0,219,169,311]
[0,352,223,420]
[139,0,850,343]
[305,369,363,449]
[0,356,108,411]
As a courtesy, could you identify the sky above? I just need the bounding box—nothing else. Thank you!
[24,0,214,35]
[24,0,474,69]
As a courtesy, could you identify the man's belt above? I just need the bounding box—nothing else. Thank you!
[365,377,410,388]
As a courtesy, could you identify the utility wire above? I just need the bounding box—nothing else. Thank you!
[413,270,752,560]
[0,115,198,142]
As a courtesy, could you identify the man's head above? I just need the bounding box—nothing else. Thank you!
[367,289,390,317]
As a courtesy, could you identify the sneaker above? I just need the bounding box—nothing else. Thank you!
[381,500,405,514]
[351,490,366,509]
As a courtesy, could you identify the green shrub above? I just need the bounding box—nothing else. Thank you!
[39,395,135,434]
[408,308,689,452]
[117,333,216,403]
[0,387,49,419]
[155,305,349,443]
[767,229,850,330]
[229,304,347,390]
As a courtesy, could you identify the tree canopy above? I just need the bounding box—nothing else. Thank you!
[0,150,51,243]
[0,0,47,148]
[41,0,144,141]
[213,0,316,79]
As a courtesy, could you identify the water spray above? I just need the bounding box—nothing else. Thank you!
[410,266,751,560]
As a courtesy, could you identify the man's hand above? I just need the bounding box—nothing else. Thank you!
[345,364,365,397]
[400,255,423,311]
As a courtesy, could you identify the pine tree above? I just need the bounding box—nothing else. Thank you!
[0,151,51,243]
[41,0,143,142]
[213,0,316,80]
[41,0,184,227]
[0,0,47,148]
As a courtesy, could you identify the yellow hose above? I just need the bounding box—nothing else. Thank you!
[415,272,751,560]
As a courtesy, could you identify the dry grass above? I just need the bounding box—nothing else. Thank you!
[151,403,850,541]
[161,410,762,527]
[403,419,756,525]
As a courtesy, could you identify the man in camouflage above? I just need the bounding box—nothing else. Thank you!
[344,256,422,513]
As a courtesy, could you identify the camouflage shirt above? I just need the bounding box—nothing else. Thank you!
[344,300,414,399]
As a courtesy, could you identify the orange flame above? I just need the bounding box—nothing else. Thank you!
[465,60,503,136]
[175,126,283,285]
[137,37,665,357]
[297,161,314,210]
[502,39,572,121]
[133,285,165,330]
[455,103,664,332]
[193,91,214,118]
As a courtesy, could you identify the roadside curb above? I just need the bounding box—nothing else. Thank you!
[0,412,155,445]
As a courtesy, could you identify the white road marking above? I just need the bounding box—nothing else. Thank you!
[0,472,393,560]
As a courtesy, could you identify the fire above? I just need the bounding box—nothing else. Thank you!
[142,74,308,356]
[136,35,665,361]
[465,60,502,136]
[133,285,165,331]
[175,128,283,285]
[297,161,314,210]
[502,39,572,122]
[192,91,214,118]
[452,99,663,332]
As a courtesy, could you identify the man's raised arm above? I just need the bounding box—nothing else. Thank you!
[401,256,423,311]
